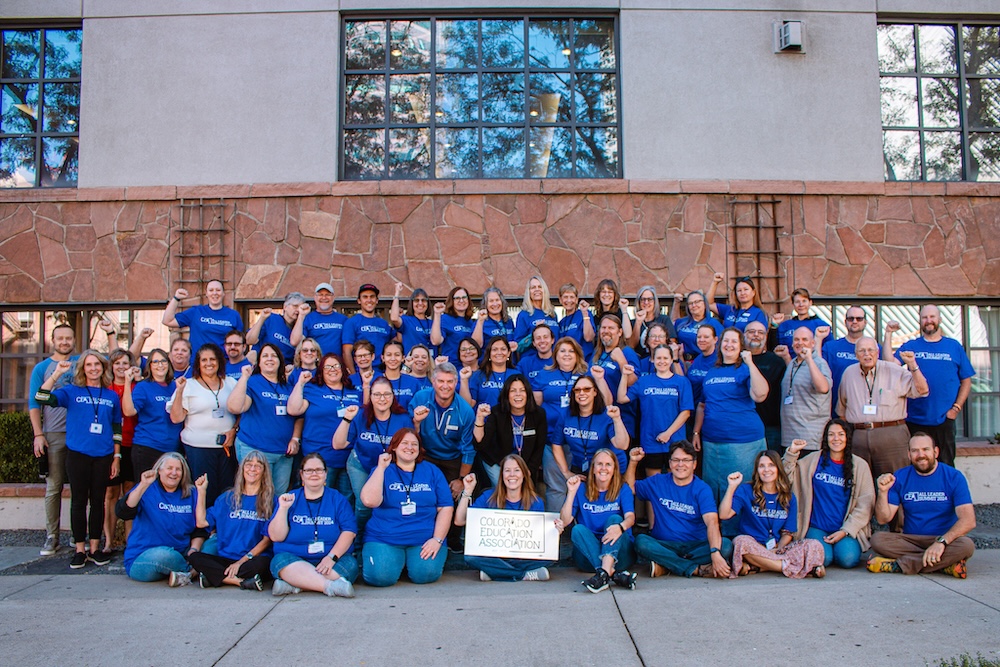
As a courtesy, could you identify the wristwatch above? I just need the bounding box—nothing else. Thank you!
[935,535,948,546]
[709,547,720,554]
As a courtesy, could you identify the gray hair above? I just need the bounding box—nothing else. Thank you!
[432,361,458,380]
[284,292,307,306]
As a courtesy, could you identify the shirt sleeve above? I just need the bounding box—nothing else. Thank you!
[696,481,719,515]
[678,377,694,412]
[634,478,651,503]
[174,308,193,328]
[783,495,798,533]
[28,360,49,410]
[621,486,635,516]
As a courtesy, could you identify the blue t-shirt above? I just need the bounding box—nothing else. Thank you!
[480,317,516,345]
[365,462,452,547]
[674,317,724,357]
[776,315,830,349]
[343,314,395,356]
[572,486,635,538]
[896,337,975,426]
[348,412,414,472]
[715,304,768,332]
[254,314,295,361]
[627,373,695,453]
[175,305,243,357]
[472,494,545,511]
[809,457,850,533]
[701,363,764,443]
[408,389,476,465]
[514,310,559,347]
[28,356,78,433]
[468,368,518,408]
[437,314,474,363]
[398,314,433,354]
[731,484,797,545]
[301,384,362,467]
[889,464,973,536]
[225,358,253,380]
[270,488,357,563]
[50,385,122,457]
[559,309,596,359]
[594,346,641,433]
[207,491,271,560]
[516,353,553,383]
[686,352,716,406]
[554,412,624,470]
[634,474,717,543]
[382,373,425,410]
[348,367,384,389]
[301,310,347,354]
[531,368,582,442]
[123,482,197,573]
[238,375,295,454]
[131,380,183,453]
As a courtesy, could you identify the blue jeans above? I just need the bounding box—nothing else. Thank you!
[482,462,500,488]
[635,534,734,578]
[464,555,556,582]
[763,426,782,454]
[346,452,373,538]
[702,437,765,535]
[184,445,236,508]
[542,445,569,512]
[570,516,635,573]
[236,439,292,496]
[361,541,447,587]
[127,546,189,582]
[327,467,353,506]
[805,527,863,569]
[269,551,359,583]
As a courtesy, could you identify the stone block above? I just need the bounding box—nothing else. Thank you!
[538,246,585,294]
[241,231,277,265]
[516,223,547,267]
[819,263,863,296]
[124,186,177,201]
[679,180,729,194]
[447,264,490,293]
[42,273,74,302]
[4,273,41,302]
[336,199,373,254]
[383,196,422,223]
[922,228,947,266]
[875,197,912,221]
[300,238,335,269]
[406,260,452,296]
[379,180,452,196]
[76,187,125,201]
[38,236,71,279]
[517,195,548,224]
[442,201,483,233]
[125,263,168,301]
[490,254,536,295]
[117,232,146,268]
[547,195,583,226]
[885,221,929,247]
[299,210,338,240]
[857,256,895,296]
[0,204,33,238]
[860,222,885,244]
[0,231,44,283]
[837,227,875,265]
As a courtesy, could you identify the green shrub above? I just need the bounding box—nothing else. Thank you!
[0,411,40,484]
[936,653,1000,667]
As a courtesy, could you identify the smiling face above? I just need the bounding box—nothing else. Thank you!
[560,290,578,312]
[652,346,673,374]
[242,456,264,486]
[170,340,191,370]
[370,379,394,414]
[598,285,616,307]
[298,342,320,368]
[572,378,596,412]
[591,451,616,489]
[507,379,528,413]
[686,293,706,319]
[112,355,131,382]
[734,281,755,307]
[52,326,75,356]
[314,289,334,313]
[159,457,184,492]
[638,289,656,311]
[411,294,428,317]
[720,330,742,362]
[792,294,812,317]
[488,339,510,368]
[486,291,503,316]
[532,327,554,356]
[409,348,429,373]
[696,326,718,355]
[458,342,479,368]
[855,338,879,371]
[83,354,105,384]
[353,346,374,371]
[451,290,470,316]
[792,327,814,357]
[844,307,867,336]
[920,305,941,337]
[259,346,281,375]
[646,327,668,351]
[148,351,170,382]
[599,318,621,348]
[205,280,225,308]
[826,423,848,456]
[299,459,327,490]
[502,457,525,494]
[756,454,779,488]
[382,344,404,371]
[556,342,579,371]
[197,349,219,378]
[224,334,245,363]
[908,435,938,474]
[433,371,458,403]
[668,448,696,483]
[743,322,766,352]
[358,290,379,314]
[321,357,343,387]
[394,432,421,465]
[528,278,544,305]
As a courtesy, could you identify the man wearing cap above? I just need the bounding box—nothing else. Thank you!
[291,282,347,358]
[343,284,395,375]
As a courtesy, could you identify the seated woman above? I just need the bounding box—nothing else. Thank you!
[560,449,637,593]
[189,450,275,590]
[360,428,453,587]
[719,450,825,579]
[116,452,207,586]
[784,420,874,569]
[455,454,561,582]
[267,453,358,598]
[473,374,547,488]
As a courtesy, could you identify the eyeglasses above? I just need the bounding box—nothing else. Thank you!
[371,392,393,399]
[243,462,264,470]
[459,347,477,354]
[454,295,469,301]
[301,348,318,354]
[846,316,866,322]
[573,387,595,394]
[302,468,326,475]
[354,352,373,359]
[323,364,342,371]
[149,360,169,365]
[224,342,244,347]
[669,458,695,464]
[639,297,655,303]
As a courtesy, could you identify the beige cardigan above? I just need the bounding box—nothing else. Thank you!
[783,450,875,551]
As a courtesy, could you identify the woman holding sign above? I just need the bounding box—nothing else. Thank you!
[455,455,562,582]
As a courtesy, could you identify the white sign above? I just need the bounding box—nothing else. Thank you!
[463,508,561,560]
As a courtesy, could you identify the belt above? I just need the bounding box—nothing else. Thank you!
[852,419,907,431]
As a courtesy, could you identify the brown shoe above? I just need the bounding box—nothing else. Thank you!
[649,562,668,578]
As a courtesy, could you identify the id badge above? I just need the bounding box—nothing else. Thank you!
[337,407,346,418]
[401,501,417,516]
[308,541,325,554]
[582,459,590,472]
[446,424,458,432]
[89,422,103,434]
[560,394,570,408]
[783,396,794,405]
[863,404,877,416]
[275,405,287,416]
[766,538,776,550]
[212,408,225,419]
[523,429,536,437]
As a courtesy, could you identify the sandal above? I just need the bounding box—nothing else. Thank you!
[738,563,761,576]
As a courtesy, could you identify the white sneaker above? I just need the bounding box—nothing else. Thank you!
[522,567,550,581]
[40,534,59,556]
[272,578,302,596]
[324,578,355,598]
[479,571,492,582]
[168,571,191,587]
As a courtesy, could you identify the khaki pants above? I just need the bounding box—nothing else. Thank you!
[43,431,67,537]
[870,532,975,575]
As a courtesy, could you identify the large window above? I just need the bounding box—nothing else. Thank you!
[878,23,1000,181]
[0,26,81,188]
[341,16,620,180]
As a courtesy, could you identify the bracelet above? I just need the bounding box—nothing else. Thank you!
[33,434,44,438]
[173,296,182,302]
[245,552,254,560]
[952,403,962,412]
[291,437,300,442]
[341,417,353,423]
[460,491,472,500]
[474,423,485,428]
[618,523,627,533]
[114,453,122,459]
[434,537,446,545]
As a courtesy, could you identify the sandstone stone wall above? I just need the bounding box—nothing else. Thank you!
[1,180,998,307]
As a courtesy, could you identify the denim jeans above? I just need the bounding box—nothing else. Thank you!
[236,439,292,495]
[464,555,556,582]
[269,551,359,583]
[570,516,635,573]
[127,546,188,582]
[635,534,734,578]
[327,467,354,506]
[542,445,569,512]
[184,445,236,508]
[702,437,766,535]
[346,452,373,538]
[805,527,863,569]
[361,541,446,587]
[482,462,500,488]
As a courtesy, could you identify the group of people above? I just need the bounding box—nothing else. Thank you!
[26,273,978,595]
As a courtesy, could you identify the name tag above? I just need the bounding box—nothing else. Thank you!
[766,538,776,550]
[337,407,346,418]
[401,501,417,516]
[307,541,325,554]
[863,404,877,416]
[275,405,287,416]
[89,423,104,434]
[523,429,536,437]
[582,459,590,472]
[783,396,794,405]
[560,395,570,408]
[212,408,225,419]
[446,424,459,432]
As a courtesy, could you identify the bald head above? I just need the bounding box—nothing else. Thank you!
[920,304,942,339]
[792,326,815,356]
[855,336,879,370]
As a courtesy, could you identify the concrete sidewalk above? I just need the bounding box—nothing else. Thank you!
[2,550,999,667]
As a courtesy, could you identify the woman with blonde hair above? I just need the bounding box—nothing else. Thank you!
[514,276,559,354]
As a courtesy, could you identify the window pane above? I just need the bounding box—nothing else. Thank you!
[2,30,40,79]
[575,126,618,178]
[917,25,957,75]
[575,73,616,123]
[1,83,38,133]
[389,21,430,71]
[924,131,962,181]
[575,19,615,70]
[43,29,81,79]
[345,75,385,124]
[969,132,1000,181]
[436,20,478,69]
[40,136,77,187]
[878,24,915,74]
[883,130,921,180]
[963,25,1000,75]
[344,129,384,179]
[881,77,918,126]
[921,77,959,128]
[0,137,36,187]
[388,128,429,178]
[482,127,524,177]
[435,73,478,123]
[966,78,1000,129]
[389,74,430,124]
[529,127,572,178]
[345,21,386,70]
[482,20,524,69]
[529,73,571,124]
[481,73,524,123]
[436,127,479,178]
[42,82,80,132]
[528,20,570,69]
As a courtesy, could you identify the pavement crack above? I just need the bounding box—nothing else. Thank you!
[921,575,1000,614]
[1,574,53,600]
[609,588,647,667]
[210,599,284,666]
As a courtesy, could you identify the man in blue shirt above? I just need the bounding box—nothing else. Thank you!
[868,433,975,577]
[162,280,243,358]
[822,306,876,415]
[343,283,395,375]
[883,305,975,467]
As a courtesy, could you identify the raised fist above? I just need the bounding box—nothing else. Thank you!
[434,303,446,315]
[462,473,477,494]
[278,493,295,508]
[477,403,491,418]
[771,313,785,325]
[788,439,807,455]
[297,303,311,316]
[298,371,313,384]
[740,350,753,364]
[395,282,404,296]
[815,326,830,342]
[459,366,473,380]
[630,447,645,462]
[376,452,392,469]
[98,319,115,333]
[606,405,620,419]
[174,376,187,390]
[343,405,360,420]
[727,472,743,486]
[174,288,189,300]
[712,272,724,283]
[589,365,605,380]
[194,474,208,493]
[262,308,272,317]
[885,321,901,334]
[877,473,895,493]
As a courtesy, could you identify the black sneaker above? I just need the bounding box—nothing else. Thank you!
[612,570,638,590]
[199,573,209,589]
[89,549,112,566]
[239,574,264,591]
[583,568,610,593]
[70,552,87,569]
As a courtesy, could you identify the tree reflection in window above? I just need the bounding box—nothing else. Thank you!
[343,16,620,179]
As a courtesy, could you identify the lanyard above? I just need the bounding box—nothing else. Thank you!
[398,465,416,503]
[203,377,223,409]
[863,365,878,403]
[511,414,526,454]
[372,416,390,449]
[578,414,595,460]
[787,358,805,397]
[84,386,101,423]
[265,377,284,406]
[304,491,324,540]
[433,403,453,435]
